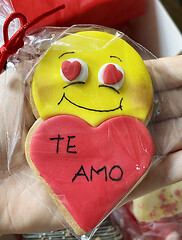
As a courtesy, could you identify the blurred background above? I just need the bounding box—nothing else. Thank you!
[161,0,182,33]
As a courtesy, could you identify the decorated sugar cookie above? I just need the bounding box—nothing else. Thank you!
[25,30,154,235]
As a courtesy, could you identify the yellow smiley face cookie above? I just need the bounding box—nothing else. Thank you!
[32,31,153,126]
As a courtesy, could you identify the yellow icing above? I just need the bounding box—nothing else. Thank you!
[32,31,153,127]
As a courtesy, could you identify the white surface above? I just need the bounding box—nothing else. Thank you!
[130,0,182,58]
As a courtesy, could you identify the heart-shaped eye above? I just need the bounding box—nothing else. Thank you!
[98,63,124,90]
[60,58,88,83]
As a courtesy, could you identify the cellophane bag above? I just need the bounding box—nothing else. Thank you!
[1,23,182,239]
[113,181,182,240]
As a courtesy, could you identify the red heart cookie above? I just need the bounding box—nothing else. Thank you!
[27,115,154,234]
[61,60,81,81]
[103,64,123,85]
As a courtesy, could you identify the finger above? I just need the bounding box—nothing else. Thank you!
[146,55,182,92]
[0,166,65,234]
[151,87,182,122]
[149,117,182,155]
[0,69,24,169]
[0,69,35,171]
[122,150,182,204]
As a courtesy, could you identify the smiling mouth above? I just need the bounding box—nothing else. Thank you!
[57,93,123,112]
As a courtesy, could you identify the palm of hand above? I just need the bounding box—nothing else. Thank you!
[0,70,64,234]
[124,55,182,203]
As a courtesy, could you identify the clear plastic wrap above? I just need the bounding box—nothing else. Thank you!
[1,24,182,239]
[23,218,123,240]
[113,181,182,240]
[0,0,19,46]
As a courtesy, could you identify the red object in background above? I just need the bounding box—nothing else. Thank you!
[115,204,182,240]
[14,235,22,240]
[0,5,65,74]
[11,0,145,29]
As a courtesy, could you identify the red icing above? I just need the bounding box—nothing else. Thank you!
[103,64,123,85]
[174,189,181,197]
[30,115,154,232]
[62,60,81,81]
[160,202,178,214]
[159,193,166,202]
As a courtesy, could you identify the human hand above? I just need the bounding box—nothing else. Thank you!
[0,55,182,234]
[124,55,182,203]
[0,68,65,234]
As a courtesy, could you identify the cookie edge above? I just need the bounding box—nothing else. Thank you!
[25,118,85,236]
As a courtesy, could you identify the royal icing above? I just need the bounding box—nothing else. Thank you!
[32,31,153,127]
[29,115,154,232]
[98,63,124,90]
[27,30,155,234]
[60,58,88,83]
